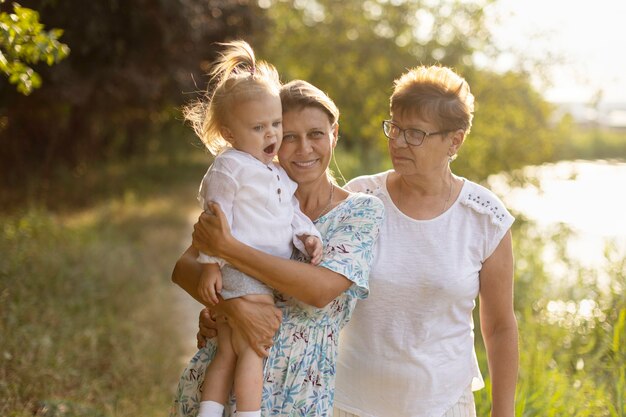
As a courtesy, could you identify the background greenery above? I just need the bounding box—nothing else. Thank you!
[1,0,625,415]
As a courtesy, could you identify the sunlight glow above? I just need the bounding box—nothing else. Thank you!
[484,0,626,103]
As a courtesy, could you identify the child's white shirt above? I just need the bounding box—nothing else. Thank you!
[197,148,320,265]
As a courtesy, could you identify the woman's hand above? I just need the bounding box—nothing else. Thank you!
[196,308,218,349]
[223,298,282,357]
[192,202,235,258]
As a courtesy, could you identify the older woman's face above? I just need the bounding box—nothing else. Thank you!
[387,111,452,176]
[278,107,336,186]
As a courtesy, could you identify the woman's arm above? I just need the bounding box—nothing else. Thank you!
[479,230,519,417]
[193,204,353,308]
[171,244,282,356]
[171,245,207,305]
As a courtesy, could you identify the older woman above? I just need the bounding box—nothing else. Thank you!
[194,65,518,417]
[170,80,384,417]
[333,66,518,417]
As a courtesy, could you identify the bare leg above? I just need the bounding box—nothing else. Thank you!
[200,315,236,404]
[231,294,275,412]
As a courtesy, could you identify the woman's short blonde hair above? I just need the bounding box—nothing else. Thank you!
[390,65,474,135]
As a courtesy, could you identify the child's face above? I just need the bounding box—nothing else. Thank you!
[222,92,283,165]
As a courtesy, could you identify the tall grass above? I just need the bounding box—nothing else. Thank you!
[0,128,210,416]
[0,202,187,415]
[474,218,626,416]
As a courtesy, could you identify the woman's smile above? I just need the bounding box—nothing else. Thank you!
[291,159,320,168]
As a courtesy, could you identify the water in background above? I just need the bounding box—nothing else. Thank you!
[489,159,626,287]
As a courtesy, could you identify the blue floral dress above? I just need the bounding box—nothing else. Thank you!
[170,193,384,417]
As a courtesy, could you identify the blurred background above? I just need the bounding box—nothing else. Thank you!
[1,0,624,416]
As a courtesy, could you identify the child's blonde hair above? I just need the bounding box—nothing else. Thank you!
[184,40,281,155]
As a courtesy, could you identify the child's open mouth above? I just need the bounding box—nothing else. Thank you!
[263,143,276,155]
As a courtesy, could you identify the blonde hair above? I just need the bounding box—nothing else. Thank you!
[184,40,281,155]
[280,80,340,126]
[280,80,343,184]
[390,65,474,135]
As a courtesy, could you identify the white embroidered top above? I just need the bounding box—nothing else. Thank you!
[335,170,514,417]
[196,148,320,265]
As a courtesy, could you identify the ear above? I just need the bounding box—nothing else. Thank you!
[331,123,339,148]
[448,129,465,157]
[221,126,234,144]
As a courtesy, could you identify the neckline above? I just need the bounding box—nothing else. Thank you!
[382,170,466,223]
[314,192,358,222]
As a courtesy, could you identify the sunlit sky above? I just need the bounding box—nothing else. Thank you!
[483,0,626,104]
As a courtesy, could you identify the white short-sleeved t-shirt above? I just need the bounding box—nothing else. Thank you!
[335,170,514,417]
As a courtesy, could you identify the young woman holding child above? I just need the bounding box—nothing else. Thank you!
[170,41,384,417]
[182,41,326,417]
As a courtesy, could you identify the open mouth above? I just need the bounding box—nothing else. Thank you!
[263,143,276,155]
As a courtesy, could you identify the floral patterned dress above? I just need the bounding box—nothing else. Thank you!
[170,192,384,417]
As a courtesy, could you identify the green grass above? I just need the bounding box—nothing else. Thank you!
[0,132,210,416]
[0,202,192,416]
[474,219,626,416]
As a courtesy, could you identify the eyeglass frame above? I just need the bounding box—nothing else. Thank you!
[382,120,452,147]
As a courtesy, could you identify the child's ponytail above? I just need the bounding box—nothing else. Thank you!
[184,40,281,156]
[209,40,257,87]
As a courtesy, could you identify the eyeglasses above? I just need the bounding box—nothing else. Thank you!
[382,120,450,147]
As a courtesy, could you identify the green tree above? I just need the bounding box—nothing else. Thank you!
[255,0,560,181]
[455,69,565,181]
[0,0,264,199]
[0,2,69,95]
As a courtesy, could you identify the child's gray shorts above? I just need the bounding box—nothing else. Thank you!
[220,264,273,300]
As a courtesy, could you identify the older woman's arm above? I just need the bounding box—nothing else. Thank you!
[193,204,354,308]
[479,230,518,417]
[171,245,282,356]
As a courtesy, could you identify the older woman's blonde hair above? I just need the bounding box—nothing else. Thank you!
[390,65,474,136]
[184,40,281,155]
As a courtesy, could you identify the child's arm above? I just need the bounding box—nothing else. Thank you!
[290,193,323,263]
[198,263,222,305]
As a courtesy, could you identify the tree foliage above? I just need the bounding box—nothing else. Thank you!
[256,0,560,181]
[0,0,264,190]
[0,2,69,95]
[455,68,566,180]
[1,0,565,201]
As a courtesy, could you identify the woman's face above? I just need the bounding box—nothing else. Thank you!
[278,106,337,186]
[387,111,452,176]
